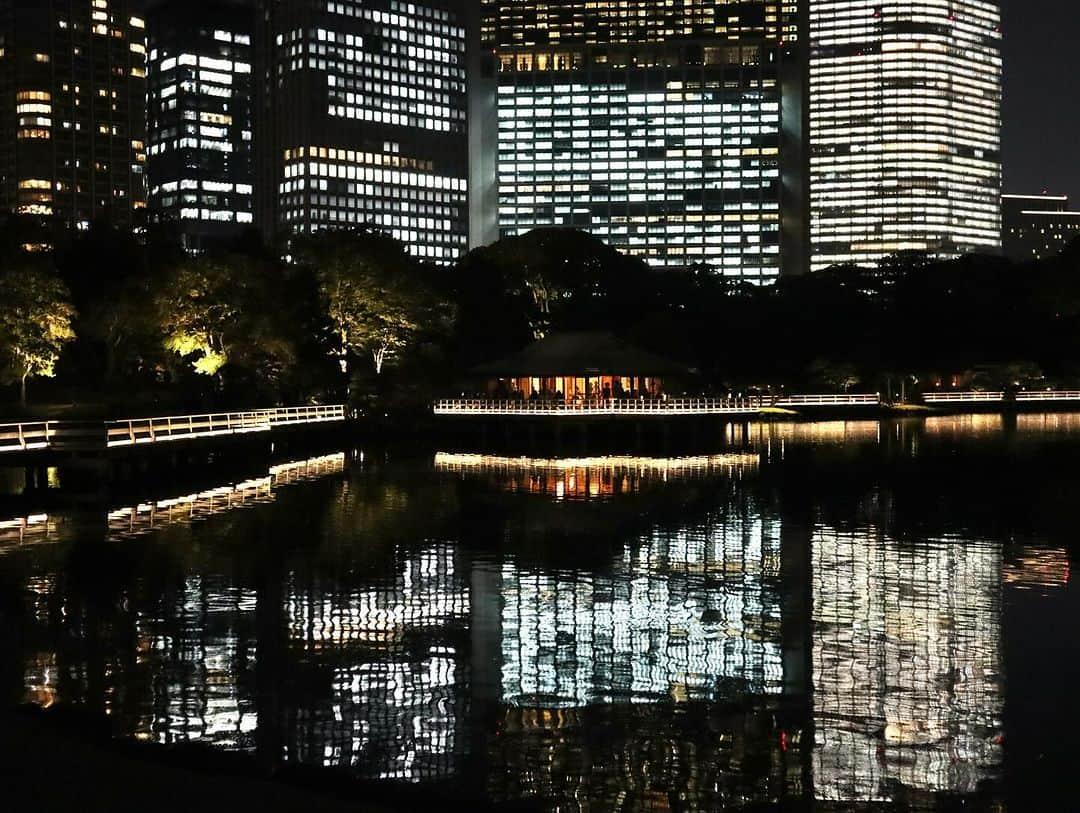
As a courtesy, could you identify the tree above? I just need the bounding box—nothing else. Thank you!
[0,266,76,405]
[808,359,861,393]
[456,228,654,341]
[157,261,239,377]
[297,230,449,377]
[155,256,296,393]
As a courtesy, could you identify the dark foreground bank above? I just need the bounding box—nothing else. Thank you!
[0,705,531,812]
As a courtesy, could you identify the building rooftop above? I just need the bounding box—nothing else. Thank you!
[473,332,688,378]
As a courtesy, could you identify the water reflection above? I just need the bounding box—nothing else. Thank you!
[0,513,61,549]
[284,542,470,781]
[499,512,784,707]
[434,452,759,500]
[922,414,1004,438]
[737,420,882,448]
[0,453,347,553]
[812,528,1003,801]
[1015,412,1080,434]
[0,431,1055,808]
[108,453,346,540]
[1003,544,1070,593]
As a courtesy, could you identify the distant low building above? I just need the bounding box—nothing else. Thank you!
[472,331,688,403]
[1002,194,1080,261]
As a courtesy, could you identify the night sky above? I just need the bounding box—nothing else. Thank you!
[1002,0,1078,199]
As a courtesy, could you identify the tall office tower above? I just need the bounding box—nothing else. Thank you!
[809,1,1002,271]
[1001,194,1080,262]
[255,0,471,262]
[0,0,148,235]
[481,0,809,281]
[146,0,254,253]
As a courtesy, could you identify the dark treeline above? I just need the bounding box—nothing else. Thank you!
[2,215,1079,415]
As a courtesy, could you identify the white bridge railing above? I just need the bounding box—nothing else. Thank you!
[922,391,1080,404]
[0,405,345,454]
[433,394,881,417]
[0,421,58,452]
[922,392,1005,403]
[106,405,346,447]
[1015,390,1080,402]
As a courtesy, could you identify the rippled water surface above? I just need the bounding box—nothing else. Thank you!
[2,416,1078,810]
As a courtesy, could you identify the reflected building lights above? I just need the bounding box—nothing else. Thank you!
[812,527,1003,801]
[3,446,1022,806]
[1003,544,1069,593]
[500,513,784,707]
[285,542,470,781]
[133,575,260,749]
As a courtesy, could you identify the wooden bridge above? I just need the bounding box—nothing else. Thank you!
[0,405,347,457]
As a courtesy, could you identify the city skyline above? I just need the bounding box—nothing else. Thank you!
[0,0,1076,270]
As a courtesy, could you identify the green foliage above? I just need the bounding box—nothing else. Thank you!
[296,230,452,376]
[155,257,297,388]
[0,265,76,404]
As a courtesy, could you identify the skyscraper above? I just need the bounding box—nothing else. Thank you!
[254,0,472,262]
[0,0,148,233]
[809,0,1002,270]
[146,0,254,253]
[481,0,809,281]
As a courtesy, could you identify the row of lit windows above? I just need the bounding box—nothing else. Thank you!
[281,140,467,258]
[808,0,1001,270]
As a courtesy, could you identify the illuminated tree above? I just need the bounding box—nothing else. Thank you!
[157,261,238,376]
[0,266,76,405]
[156,257,296,389]
[298,230,447,376]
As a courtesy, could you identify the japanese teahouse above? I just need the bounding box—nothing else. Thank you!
[473,332,689,403]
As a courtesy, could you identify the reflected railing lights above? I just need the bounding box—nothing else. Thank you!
[434,452,761,473]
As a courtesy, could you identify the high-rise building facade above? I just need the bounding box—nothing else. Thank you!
[1001,194,1080,262]
[255,0,471,262]
[481,0,809,281]
[146,0,254,253]
[809,0,1002,270]
[0,0,148,232]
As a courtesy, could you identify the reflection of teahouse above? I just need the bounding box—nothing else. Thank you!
[474,331,689,403]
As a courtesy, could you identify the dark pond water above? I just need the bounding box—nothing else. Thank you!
[1,414,1078,810]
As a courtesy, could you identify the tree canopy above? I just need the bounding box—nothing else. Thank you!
[3,213,1080,411]
[295,229,451,377]
[0,264,76,405]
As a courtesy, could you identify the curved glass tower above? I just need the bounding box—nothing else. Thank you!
[809,0,1002,270]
